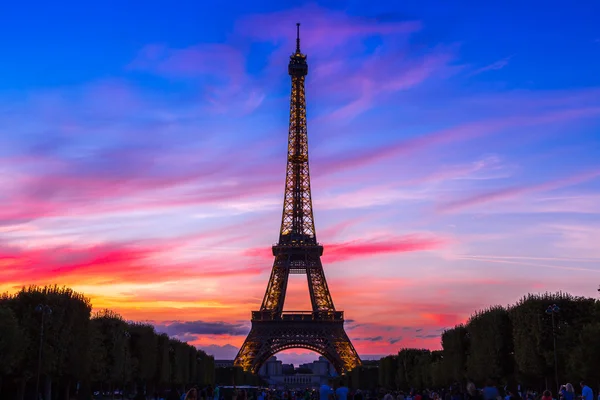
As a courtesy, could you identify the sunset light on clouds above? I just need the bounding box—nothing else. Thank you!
[1,1,600,364]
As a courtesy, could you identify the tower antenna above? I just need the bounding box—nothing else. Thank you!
[296,22,301,53]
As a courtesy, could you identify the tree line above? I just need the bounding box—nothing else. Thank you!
[378,292,600,391]
[0,285,215,400]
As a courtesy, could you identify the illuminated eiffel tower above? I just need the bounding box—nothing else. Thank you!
[234,24,361,374]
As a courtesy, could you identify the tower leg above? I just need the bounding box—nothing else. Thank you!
[260,258,290,312]
[307,264,335,312]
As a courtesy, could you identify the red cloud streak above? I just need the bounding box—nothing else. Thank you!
[324,235,445,262]
[0,241,263,287]
[245,234,446,262]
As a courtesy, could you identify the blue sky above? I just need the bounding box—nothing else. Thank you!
[1,1,599,363]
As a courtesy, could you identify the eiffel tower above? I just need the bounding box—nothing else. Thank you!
[234,24,361,374]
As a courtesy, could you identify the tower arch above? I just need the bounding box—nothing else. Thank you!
[254,343,341,374]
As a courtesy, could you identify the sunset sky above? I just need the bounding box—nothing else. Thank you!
[1,1,600,365]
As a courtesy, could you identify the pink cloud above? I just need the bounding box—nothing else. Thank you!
[318,214,378,242]
[322,50,456,121]
[0,142,284,224]
[0,242,184,285]
[236,4,421,53]
[420,312,463,327]
[438,168,600,213]
[232,4,449,120]
[317,106,600,176]
[0,223,271,287]
[324,235,446,262]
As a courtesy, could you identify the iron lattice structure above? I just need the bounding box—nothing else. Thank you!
[234,24,361,374]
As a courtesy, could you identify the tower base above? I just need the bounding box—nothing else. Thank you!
[234,312,361,374]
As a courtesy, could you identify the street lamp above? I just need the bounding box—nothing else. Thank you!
[545,304,560,393]
[197,354,204,386]
[123,330,131,399]
[35,304,52,400]
[169,346,175,391]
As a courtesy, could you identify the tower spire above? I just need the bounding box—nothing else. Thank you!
[296,22,301,53]
[282,22,311,244]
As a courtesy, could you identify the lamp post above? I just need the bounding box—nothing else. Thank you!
[35,304,52,400]
[197,354,203,386]
[169,346,175,392]
[123,330,131,399]
[545,304,560,393]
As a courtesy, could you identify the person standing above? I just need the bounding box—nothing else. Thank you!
[541,390,552,400]
[320,380,334,400]
[336,384,350,400]
[466,383,483,400]
[563,384,575,400]
[581,382,593,400]
[482,380,500,400]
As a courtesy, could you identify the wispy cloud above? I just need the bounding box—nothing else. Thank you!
[437,169,600,213]
[236,4,455,120]
[469,55,514,76]
[155,320,250,337]
[236,4,421,53]
[455,255,600,274]
[355,336,384,342]
[129,44,265,115]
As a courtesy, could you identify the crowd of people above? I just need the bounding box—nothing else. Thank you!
[361,381,598,400]
[156,380,599,400]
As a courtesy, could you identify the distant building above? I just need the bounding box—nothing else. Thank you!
[281,363,295,375]
[300,356,337,377]
[259,356,283,376]
[259,356,336,389]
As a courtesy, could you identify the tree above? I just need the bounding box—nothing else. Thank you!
[155,333,171,390]
[0,286,216,399]
[89,309,131,394]
[51,287,93,399]
[2,285,92,400]
[567,322,600,384]
[348,362,378,391]
[430,351,449,389]
[396,349,431,389]
[510,292,596,388]
[441,325,469,382]
[379,355,398,389]
[0,306,22,374]
[169,338,194,386]
[128,322,158,394]
[466,306,514,385]
[0,306,22,396]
